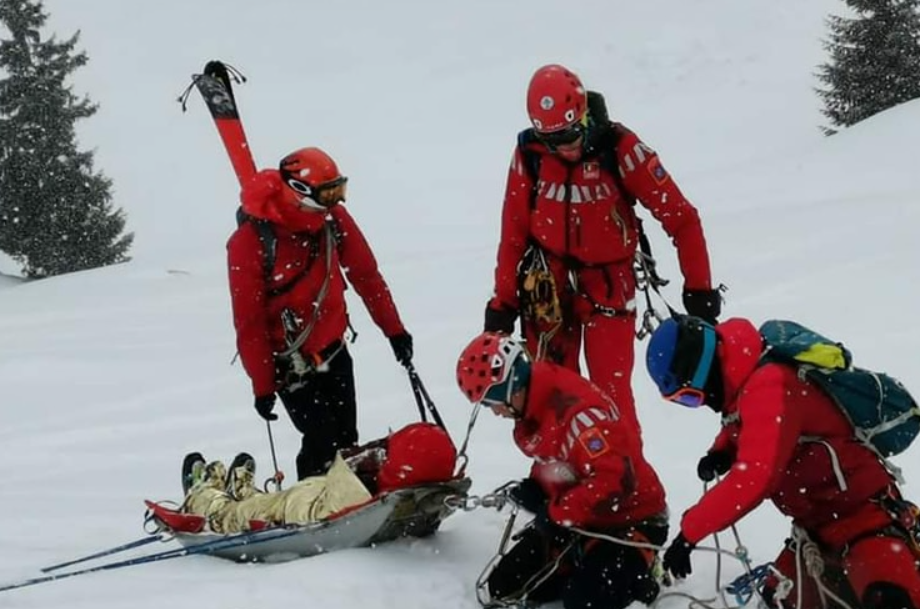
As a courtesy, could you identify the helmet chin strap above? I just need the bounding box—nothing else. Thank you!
[297,195,326,212]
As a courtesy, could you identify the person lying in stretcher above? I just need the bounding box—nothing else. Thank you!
[177,422,457,534]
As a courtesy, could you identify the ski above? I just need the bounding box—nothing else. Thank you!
[40,534,164,573]
[0,527,302,594]
[179,60,257,186]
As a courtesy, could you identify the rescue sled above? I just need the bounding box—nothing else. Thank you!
[144,477,472,562]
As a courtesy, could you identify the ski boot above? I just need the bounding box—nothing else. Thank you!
[225,452,257,500]
[181,452,207,494]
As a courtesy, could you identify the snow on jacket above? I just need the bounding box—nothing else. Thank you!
[513,361,667,529]
[680,318,894,547]
[227,169,406,396]
[489,124,712,314]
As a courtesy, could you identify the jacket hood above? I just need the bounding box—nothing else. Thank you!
[240,169,327,233]
[715,317,764,405]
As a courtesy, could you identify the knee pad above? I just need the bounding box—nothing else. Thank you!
[862,582,915,609]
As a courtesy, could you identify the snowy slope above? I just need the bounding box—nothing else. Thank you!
[2,1,919,607]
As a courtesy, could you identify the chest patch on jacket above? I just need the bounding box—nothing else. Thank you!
[578,427,610,458]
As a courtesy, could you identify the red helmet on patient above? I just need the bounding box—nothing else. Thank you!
[377,423,457,492]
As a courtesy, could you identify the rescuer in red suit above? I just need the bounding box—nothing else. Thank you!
[227,146,412,480]
[457,332,669,609]
[647,315,920,609]
[484,64,719,439]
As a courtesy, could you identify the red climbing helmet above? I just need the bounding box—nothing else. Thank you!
[377,422,457,492]
[456,332,531,405]
[526,64,588,140]
[278,147,348,210]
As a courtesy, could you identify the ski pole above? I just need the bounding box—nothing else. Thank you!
[265,420,284,492]
[40,534,164,573]
[0,527,302,594]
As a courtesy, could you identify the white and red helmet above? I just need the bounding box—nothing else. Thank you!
[526,64,587,134]
[456,332,530,404]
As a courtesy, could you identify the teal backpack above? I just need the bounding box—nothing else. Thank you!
[759,320,920,463]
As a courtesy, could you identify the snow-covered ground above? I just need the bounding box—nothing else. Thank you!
[2,1,919,607]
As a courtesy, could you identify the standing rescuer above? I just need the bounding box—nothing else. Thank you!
[484,63,721,438]
[227,146,413,480]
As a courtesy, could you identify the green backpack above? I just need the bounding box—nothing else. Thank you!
[759,319,920,461]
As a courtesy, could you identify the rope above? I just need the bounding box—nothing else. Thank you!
[453,403,485,478]
[790,526,858,609]
[277,218,336,358]
[466,479,774,609]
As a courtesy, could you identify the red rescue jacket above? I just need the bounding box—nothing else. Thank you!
[490,125,712,316]
[680,318,894,547]
[513,361,667,529]
[227,169,406,396]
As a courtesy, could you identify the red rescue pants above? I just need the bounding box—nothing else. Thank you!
[768,532,920,608]
[524,311,641,436]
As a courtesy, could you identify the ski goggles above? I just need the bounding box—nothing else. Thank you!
[663,385,707,408]
[536,114,587,149]
[285,175,348,210]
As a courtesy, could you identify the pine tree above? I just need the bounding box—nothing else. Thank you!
[817,0,920,134]
[0,0,132,278]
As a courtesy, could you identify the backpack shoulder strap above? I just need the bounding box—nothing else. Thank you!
[236,207,277,280]
[326,214,343,249]
[600,124,634,206]
[516,129,542,210]
[253,220,276,279]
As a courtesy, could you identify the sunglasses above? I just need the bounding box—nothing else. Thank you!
[285,175,348,210]
[536,115,587,150]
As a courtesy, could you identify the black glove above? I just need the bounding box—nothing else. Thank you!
[531,503,555,534]
[254,394,278,421]
[663,533,695,579]
[509,478,548,513]
[697,450,733,482]
[389,332,413,367]
[483,303,518,334]
[683,288,722,324]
